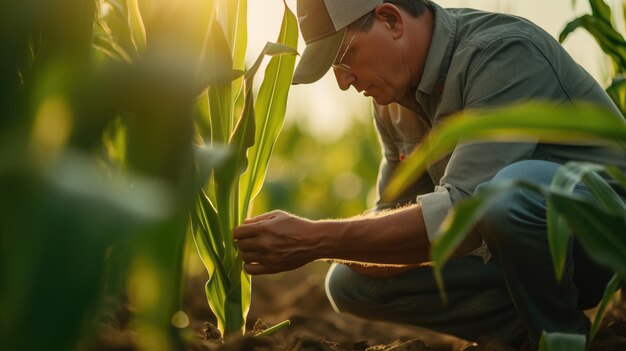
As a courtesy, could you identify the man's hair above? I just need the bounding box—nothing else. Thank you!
[351,0,430,31]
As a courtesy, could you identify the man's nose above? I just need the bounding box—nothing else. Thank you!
[333,68,356,91]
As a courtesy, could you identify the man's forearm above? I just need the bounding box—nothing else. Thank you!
[315,204,431,265]
[233,205,431,275]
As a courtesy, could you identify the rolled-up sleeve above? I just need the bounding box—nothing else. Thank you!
[417,188,452,242]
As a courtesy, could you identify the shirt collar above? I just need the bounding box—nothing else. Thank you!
[415,2,457,100]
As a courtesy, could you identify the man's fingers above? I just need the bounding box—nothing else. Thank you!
[244,263,273,275]
[234,238,259,252]
[239,251,265,264]
[243,210,281,224]
[232,223,259,240]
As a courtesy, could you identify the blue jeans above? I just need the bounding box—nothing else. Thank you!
[325,160,614,347]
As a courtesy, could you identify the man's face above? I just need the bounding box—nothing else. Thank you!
[331,13,418,105]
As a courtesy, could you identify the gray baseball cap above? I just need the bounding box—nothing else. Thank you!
[292,0,383,85]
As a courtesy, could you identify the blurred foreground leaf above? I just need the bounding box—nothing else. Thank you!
[539,332,586,351]
[384,103,626,201]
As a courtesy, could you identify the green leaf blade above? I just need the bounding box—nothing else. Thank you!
[384,103,626,202]
[430,180,544,302]
[590,273,621,342]
[551,193,626,276]
[127,0,147,56]
[239,3,298,219]
[539,331,586,351]
[546,199,570,282]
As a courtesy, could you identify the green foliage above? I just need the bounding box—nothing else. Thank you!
[590,273,621,341]
[384,103,626,200]
[189,0,298,336]
[539,332,586,351]
[0,0,296,349]
[560,0,626,115]
[385,103,625,348]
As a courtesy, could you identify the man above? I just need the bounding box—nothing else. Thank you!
[233,0,626,348]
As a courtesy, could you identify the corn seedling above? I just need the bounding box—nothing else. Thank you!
[189,0,298,336]
[560,0,626,115]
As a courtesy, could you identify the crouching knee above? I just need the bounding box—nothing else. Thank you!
[474,161,555,249]
[325,263,380,314]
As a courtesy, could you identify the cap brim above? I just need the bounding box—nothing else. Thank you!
[292,28,346,85]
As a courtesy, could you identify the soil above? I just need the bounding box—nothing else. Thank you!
[93,262,626,351]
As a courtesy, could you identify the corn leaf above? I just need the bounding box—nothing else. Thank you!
[551,192,626,276]
[582,170,626,212]
[590,273,621,342]
[239,3,298,220]
[589,0,613,25]
[430,180,545,303]
[254,320,291,337]
[384,103,626,202]
[205,279,227,331]
[607,77,626,117]
[191,192,232,331]
[229,78,257,174]
[196,190,225,258]
[215,0,246,66]
[559,14,626,71]
[607,166,626,189]
[212,75,256,265]
[127,0,147,56]
[230,0,247,121]
[539,332,586,351]
[546,200,571,282]
[547,162,606,281]
[93,30,133,62]
[244,42,298,82]
[206,20,233,144]
[431,188,499,305]
[239,268,251,332]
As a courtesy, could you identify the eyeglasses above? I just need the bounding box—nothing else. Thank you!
[332,12,373,73]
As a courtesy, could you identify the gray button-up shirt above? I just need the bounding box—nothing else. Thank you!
[373,2,626,244]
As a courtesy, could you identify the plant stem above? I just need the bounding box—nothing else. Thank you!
[253,320,290,337]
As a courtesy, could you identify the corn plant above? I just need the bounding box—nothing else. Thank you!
[560,0,626,115]
[0,0,215,350]
[384,102,626,350]
[0,0,284,349]
[94,0,298,340]
[189,0,298,336]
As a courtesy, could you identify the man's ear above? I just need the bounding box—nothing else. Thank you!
[375,3,404,39]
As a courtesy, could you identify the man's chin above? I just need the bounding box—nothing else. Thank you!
[371,95,394,106]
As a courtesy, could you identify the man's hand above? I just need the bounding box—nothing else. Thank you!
[233,205,432,275]
[233,210,322,275]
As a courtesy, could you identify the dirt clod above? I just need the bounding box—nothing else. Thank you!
[203,322,222,341]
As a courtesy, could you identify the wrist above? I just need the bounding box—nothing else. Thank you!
[316,216,372,261]
[312,219,351,260]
